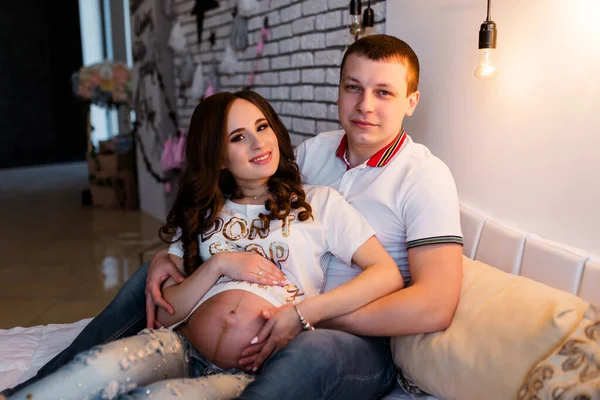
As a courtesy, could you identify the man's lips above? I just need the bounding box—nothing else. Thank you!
[250,151,272,164]
[351,119,378,128]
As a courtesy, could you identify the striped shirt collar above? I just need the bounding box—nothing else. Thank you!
[335,127,407,169]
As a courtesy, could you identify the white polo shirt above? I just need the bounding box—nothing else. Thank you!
[295,129,462,290]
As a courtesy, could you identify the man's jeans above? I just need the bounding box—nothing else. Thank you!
[2,261,396,400]
[237,330,396,400]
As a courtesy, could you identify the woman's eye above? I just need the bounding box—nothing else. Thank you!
[257,123,269,132]
[231,134,245,142]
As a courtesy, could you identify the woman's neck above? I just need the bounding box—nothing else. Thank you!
[231,181,270,205]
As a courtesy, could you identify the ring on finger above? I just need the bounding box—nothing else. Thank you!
[257,270,264,276]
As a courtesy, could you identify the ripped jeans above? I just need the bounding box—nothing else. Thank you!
[8,329,254,400]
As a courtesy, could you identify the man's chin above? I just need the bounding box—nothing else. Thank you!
[347,131,379,145]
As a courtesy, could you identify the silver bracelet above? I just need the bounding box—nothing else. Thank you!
[294,305,315,331]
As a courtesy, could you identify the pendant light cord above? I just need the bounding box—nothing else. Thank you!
[486,0,491,21]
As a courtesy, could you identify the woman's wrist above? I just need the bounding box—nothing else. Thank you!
[294,305,316,331]
[295,299,322,328]
[205,253,225,276]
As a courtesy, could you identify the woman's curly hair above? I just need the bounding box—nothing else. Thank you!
[159,90,312,275]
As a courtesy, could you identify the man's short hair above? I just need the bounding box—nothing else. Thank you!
[340,34,420,95]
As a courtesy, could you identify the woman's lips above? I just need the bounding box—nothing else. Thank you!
[250,151,272,164]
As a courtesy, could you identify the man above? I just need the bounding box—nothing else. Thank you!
[1,35,462,399]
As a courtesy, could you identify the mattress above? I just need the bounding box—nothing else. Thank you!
[0,318,91,392]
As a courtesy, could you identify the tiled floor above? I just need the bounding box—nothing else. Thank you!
[0,162,165,329]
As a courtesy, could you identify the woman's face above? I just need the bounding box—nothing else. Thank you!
[224,99,280,187]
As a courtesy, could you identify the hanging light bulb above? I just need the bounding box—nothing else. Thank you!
[474,0,498,79]
[361,0,375,36]
[349,0,362,37]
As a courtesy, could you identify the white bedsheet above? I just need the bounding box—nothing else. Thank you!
[0,318,91,391]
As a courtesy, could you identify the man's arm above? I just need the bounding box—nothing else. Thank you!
[317,242,463,336]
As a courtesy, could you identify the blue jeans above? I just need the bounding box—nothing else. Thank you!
[2,262,150,397]
[237,330,396,400]
[3,261,396,399]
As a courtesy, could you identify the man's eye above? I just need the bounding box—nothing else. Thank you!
[346,85,360,91]
[377,90,392,96]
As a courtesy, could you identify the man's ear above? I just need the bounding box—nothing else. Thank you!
[405,91,420,117]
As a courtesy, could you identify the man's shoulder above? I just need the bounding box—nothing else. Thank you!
[302,184,342,202]
[391,136,452,178]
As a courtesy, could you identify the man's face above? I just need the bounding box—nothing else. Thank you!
[337,54,420,150]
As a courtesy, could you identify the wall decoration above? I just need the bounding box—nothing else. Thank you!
[203,32,220,98]
[190,0,220,43]
[230,6,248,51]
[167,19,187,54]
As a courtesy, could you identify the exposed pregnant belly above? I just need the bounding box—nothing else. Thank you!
[179,289,272,370]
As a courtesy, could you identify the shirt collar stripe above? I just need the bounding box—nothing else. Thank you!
[335,127,407,168]
[374,128,406,167]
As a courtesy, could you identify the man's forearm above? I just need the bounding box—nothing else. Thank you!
[317,284,455,336]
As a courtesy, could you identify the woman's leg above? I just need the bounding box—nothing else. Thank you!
[119,374,255,400]
[9,329,189,400]
[2,262,149,397]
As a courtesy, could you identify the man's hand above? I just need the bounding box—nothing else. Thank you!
[238,304,302,371]
[145,249,185,328]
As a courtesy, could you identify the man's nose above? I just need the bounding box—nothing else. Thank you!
[356,92,375,113]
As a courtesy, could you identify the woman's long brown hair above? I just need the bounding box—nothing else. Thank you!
[159,91,312,275]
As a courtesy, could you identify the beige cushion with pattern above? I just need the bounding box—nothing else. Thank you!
[391,256,590,400]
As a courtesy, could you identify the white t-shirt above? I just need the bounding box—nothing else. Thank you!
[168,185,375,327]
[296,129,462,290]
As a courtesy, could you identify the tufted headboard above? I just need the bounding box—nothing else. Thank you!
[460,203,600,305]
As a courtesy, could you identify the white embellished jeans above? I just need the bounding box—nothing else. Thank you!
[8,328,254,400]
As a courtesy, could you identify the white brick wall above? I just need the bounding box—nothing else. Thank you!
[173,0,386,140]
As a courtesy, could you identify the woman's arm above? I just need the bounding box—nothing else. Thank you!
[156,254,222,327]
[157,252,288,327]
[244,236,403,371]
[296,236,404,326]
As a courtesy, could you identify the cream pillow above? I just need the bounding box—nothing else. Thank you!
[391,256,589,400]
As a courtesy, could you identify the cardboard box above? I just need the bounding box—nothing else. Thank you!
[87,151,135,177]
[89,171,138,209]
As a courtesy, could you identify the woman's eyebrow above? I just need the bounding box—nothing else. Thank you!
[229,118,267,137]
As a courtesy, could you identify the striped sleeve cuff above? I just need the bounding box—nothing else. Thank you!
[406,235,463,249]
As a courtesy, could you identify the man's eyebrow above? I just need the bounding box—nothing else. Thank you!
[342,76,398,91]
[373,83,397,91]
[341,76,360,83]
[228,118,267,137]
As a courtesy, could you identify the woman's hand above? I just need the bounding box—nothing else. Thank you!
[213,252,288,286]
[239,304,304,372]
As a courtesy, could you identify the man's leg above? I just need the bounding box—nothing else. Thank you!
[1,262,150,397]
[237,329,396,400]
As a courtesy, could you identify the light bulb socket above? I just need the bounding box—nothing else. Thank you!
[362,7,374,28]
[350,0,362,16]
[478,20,497,49]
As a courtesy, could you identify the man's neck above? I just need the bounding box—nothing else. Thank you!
[346,144,378,167]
